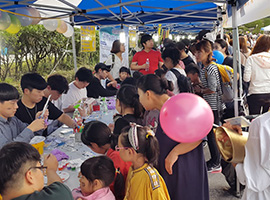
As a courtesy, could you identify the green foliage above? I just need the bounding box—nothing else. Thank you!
[0,25,100,88]
[238,17,270,34]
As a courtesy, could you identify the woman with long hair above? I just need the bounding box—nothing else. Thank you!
[105,40,128,79]
[239,36,251,66]
[137,74,208,200]
[244,34,270,114]
[195,40,224,172]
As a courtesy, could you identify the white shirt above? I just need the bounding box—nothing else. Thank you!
[61,81,87,111]
[244,52,270,95]
[235,112,270,200]
[188,51,197,64]
[105,53,129,79]
[52,95,63,111]
[165,68,186,94]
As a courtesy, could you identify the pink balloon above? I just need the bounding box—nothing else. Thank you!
[160,93,214,143]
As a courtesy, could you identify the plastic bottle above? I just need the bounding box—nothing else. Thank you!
[145,58,150,71]
[73,104,83,142]
[100,97,108,115]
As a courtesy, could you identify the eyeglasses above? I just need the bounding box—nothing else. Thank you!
[27,165,47,175]
[115,145,129,151]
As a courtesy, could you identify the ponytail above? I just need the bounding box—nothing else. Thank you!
[120,124,159,167]
[145,131,159,167]
[114,168,125,200]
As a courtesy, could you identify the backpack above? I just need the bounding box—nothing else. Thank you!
[210,61,234,103]
[170,68,194,93]
[104,54,115,70]
[110,54,115,70]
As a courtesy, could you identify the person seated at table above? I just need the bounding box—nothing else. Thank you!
[0,142,73,200]
[15,73,77,136]
[107,66,131,91]
[81,121,129,200]
[116,67,131,84]
[61,67,93,116]
[44,74,69,111]
[113,84,144,136]
[43,74,70,134]
[117,124,170,200]
[0,83,47,148]
[87,63,117,98]
[72,156,119,200]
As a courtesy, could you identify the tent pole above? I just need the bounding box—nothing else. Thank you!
[70,16,78,72]
[232,1,239,117]
[231,1,242,198]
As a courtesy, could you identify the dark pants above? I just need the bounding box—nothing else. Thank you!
[221,160,237,189]
[207,110,221,165]
[247,93,270,115]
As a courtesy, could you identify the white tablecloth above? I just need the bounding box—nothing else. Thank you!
[44,109,116,189]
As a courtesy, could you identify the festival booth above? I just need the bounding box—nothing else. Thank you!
[0,0,254,198]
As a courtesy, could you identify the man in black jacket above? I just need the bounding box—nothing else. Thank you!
[87,63,117,98]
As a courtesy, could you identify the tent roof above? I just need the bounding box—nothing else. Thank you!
[74,1,218,26]
[0,0,249,32]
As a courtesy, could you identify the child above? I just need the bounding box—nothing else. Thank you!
[115,67,131,84]
[107,67,131,90]
[137,74,209,200]
[72,156,116,200]
[0,83,46,148]
[81,121,129,200]
[113,84,144,135]
[117,124,170,200]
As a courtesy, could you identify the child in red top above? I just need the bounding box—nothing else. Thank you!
[81,121,131,200]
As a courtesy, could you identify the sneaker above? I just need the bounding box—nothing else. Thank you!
[207,162,222,173]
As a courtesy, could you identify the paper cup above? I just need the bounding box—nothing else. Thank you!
[30,136,46,154]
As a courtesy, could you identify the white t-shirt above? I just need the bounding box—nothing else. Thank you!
[165,68,186,94]
[61,81,87,111]
[105,53,129,79]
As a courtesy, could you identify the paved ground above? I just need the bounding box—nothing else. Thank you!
[204,145,241,200]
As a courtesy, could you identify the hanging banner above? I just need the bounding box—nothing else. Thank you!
[129,30,136,48]
[99,26,129,65]
[81,26,96,52]
[158,24,162,36]
[165,29,170,38]
[224,0,270,27]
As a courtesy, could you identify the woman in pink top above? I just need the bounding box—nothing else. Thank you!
[72,156,116,200]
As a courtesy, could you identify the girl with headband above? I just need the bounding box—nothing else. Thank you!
[117,123,170,200]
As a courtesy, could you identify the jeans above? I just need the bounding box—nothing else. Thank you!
[207,110,221,165]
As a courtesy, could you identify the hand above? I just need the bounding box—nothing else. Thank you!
[78,107,87,117]
[165,151,178,175]
[223,122,242,135]
[44,154,58,171]
[27,118,47,132]
[36,109,49,119]
[193,85,201,93]
[141,63,147,70]
[107,80,117,88]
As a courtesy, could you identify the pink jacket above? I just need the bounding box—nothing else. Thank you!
[72,187,115,200]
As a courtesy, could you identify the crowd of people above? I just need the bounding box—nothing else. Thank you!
[0,31,270,200]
